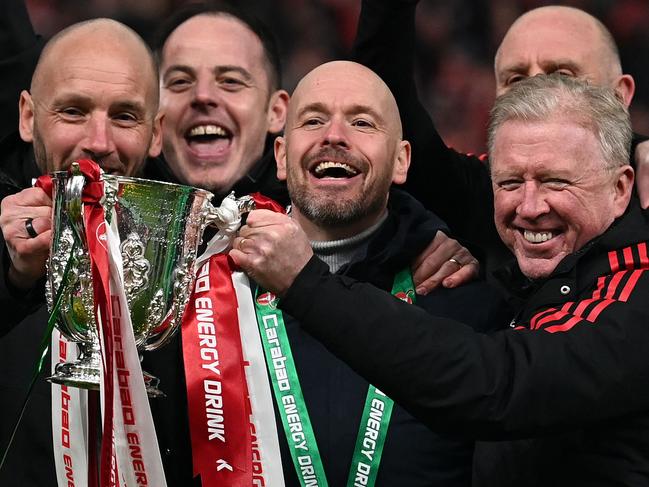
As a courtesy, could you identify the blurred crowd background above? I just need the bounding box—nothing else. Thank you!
[25,0,649,154]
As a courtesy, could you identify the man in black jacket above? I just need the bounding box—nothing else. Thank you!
[0,18,163,487]
[352,2,649,273]
[236,59,507,486]
[234,74,649,486]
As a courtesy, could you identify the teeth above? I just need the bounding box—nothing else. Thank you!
[314,161,359,176]
[188,125,227,137]
[523,230,554,243]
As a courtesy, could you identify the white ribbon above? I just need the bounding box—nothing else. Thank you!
[104,215,167,486]
[51,331,90,487]
[233,271,285,486]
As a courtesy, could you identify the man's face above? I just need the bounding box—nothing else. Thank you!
[159,14,286,193]
[495,9,617,97]
[19,34,161,176]
[491,117,632,279]
[275,62,409,233]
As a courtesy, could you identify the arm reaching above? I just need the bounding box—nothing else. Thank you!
[411,231,479,294]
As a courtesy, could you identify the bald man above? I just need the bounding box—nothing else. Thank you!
[1,19,161,298]
[0,19,161,486]
[230,60,508,486]
[352,2,649,273]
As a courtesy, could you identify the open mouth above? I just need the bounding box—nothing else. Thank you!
[185,124,232,145]
[311,161,360,179]
[522,229,556,244]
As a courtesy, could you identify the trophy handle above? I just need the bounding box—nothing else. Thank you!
[65,162,88,248]
[142,194,256,352]
[203,193,256,231]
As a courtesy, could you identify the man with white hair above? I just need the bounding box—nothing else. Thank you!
[353,2,649,273]
[233,74,649,486]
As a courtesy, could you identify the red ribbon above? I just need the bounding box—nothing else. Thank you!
[45,160,120,484]
[39,160,115,485]
[250,192,286,214]
[182,254,251,486]
[181,193,284,486]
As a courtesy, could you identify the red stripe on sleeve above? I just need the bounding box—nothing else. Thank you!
[605,271,625,299]
[530,308,557,330]
[623,246,634,270]
[544,316,584,333]
[608,250,620,273]
[535,309,569,329]
[618,269,644,302]
[592,276,606,300]
[585,299,615,322]
[638,242,649,267]
[572,297,598,317]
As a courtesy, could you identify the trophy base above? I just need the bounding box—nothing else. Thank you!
[47,364,166,399]
[47,361,101,390]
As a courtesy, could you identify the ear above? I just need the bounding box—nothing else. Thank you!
[612,164,634,218]
[148,111,164,158]
[613,74,635,107]
[267,89,289,134]
[391,140,411,185]
[274,135,288,181]
[18,90,35,143]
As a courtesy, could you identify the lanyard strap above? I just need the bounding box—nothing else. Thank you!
[255,268,415,487]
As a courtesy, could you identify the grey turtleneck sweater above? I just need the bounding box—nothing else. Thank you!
[310,212,388,273]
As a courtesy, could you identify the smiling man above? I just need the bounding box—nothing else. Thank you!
[488,86,633,280]
[0,18,162,487]
[0,18,161,300]
[151,3,289,203]
[352,2,649,275]
[234,74,649,485]
[233,60,507,486]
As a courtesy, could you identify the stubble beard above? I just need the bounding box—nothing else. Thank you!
[287,168,392,229]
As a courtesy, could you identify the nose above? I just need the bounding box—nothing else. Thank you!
[516,181,550,220]
[528,65,547,77]
[82,114,114,158]
[191,76,219,109]
[322,117,349,149]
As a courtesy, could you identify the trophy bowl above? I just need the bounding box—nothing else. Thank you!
[45,163,250,395]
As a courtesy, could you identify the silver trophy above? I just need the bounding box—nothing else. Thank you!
[46,163,254,395]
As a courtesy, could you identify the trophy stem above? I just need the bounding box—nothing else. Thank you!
[48,340,101,390]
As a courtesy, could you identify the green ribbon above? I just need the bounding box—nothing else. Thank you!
[0,242,78,472]
[255,267,415,487]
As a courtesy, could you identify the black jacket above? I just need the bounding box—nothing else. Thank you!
[277,189,509,486]
[279,200,649,486]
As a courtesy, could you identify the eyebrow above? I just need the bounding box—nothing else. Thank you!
[162,63,255,84]
[50,93,146,114]
[296,102,385,123]
[499,59,582,77]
